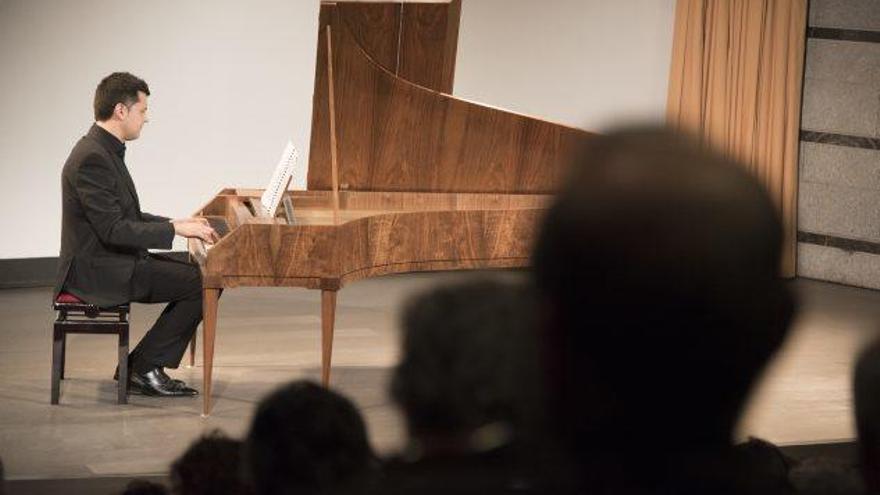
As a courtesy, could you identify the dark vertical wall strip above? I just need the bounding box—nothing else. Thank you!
[0,253,190,289]
[800,130,880,150]
[0,257,57,288]
[807,27,880,43]
[798,232,880,255]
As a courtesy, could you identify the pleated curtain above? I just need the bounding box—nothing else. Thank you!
[667,0,807,277]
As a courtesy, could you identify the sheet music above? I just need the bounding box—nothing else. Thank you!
[261,141,299,218]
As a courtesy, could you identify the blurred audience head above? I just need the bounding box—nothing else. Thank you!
[734,437,794,477]
[854,338,880,493]
[532,127,795,449]
[121,479,168,495]
[391,277,540,454]
[789,457,864,495]
[243,380,375,495]
[171,430,250,495]
[731,437,796,494]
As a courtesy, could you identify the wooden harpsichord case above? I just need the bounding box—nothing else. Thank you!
[188,0,595,415]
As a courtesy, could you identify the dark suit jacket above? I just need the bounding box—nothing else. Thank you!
[55,124,175,306]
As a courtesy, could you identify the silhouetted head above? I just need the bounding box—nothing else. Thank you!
[532,127,794,449]
[121,479,168,495]
[391,277,541,453]
[243,380,375,495]
[789,457,864,495]
[854,338,880,493]
[171,430,250,495]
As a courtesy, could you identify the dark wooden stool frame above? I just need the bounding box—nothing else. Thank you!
[51,300,130,405]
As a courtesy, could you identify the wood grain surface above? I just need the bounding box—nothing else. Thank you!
[308,2,593,193]
[336,2,401,72]
[194,190,549,290]
[398,0,461,92]
[192,0,596,414]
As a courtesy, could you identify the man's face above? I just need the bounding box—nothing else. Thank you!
[119,91,149,141]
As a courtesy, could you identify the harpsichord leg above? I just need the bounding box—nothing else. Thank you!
[202,288,220,417]
[321,289,337,386]
[188,331,197,368]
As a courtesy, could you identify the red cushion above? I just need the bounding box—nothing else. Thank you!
[56,292,85,304]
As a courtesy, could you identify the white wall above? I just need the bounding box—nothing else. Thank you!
[455,0,676,130]
[0,0,321,258]
[0,0,676,260]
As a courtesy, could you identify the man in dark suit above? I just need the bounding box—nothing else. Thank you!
[55,72,218,397]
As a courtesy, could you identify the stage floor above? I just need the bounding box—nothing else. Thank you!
[0,273,878,481]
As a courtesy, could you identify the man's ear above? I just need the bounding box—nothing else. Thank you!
[114,102,127,120]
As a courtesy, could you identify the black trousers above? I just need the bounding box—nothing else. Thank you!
[128,255,203,374]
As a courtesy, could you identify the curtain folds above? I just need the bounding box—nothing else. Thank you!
[667,0,807,277]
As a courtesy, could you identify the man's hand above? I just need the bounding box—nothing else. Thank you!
[171,218,219,244]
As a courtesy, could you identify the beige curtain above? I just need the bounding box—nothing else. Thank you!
[667,0,807,277]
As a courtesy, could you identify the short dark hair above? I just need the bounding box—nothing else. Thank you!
[391,277,539,436]
[243,380,375,495]
[93,72,150,121]
[171,430,250,495]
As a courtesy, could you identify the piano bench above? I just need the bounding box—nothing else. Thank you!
[51,293,130,405]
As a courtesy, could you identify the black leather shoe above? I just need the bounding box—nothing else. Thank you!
[129,368,199,397]
[115,365,184,387]
[156,368,187,388]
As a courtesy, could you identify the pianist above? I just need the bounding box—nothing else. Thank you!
[54,72,218,397]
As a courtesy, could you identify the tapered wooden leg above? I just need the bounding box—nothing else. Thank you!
[188,330,197,368]
[321,290,337,386]
[117,327,129,405]
[51,326,63,405]
[59,334,66,380]
[202,288,220,417]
